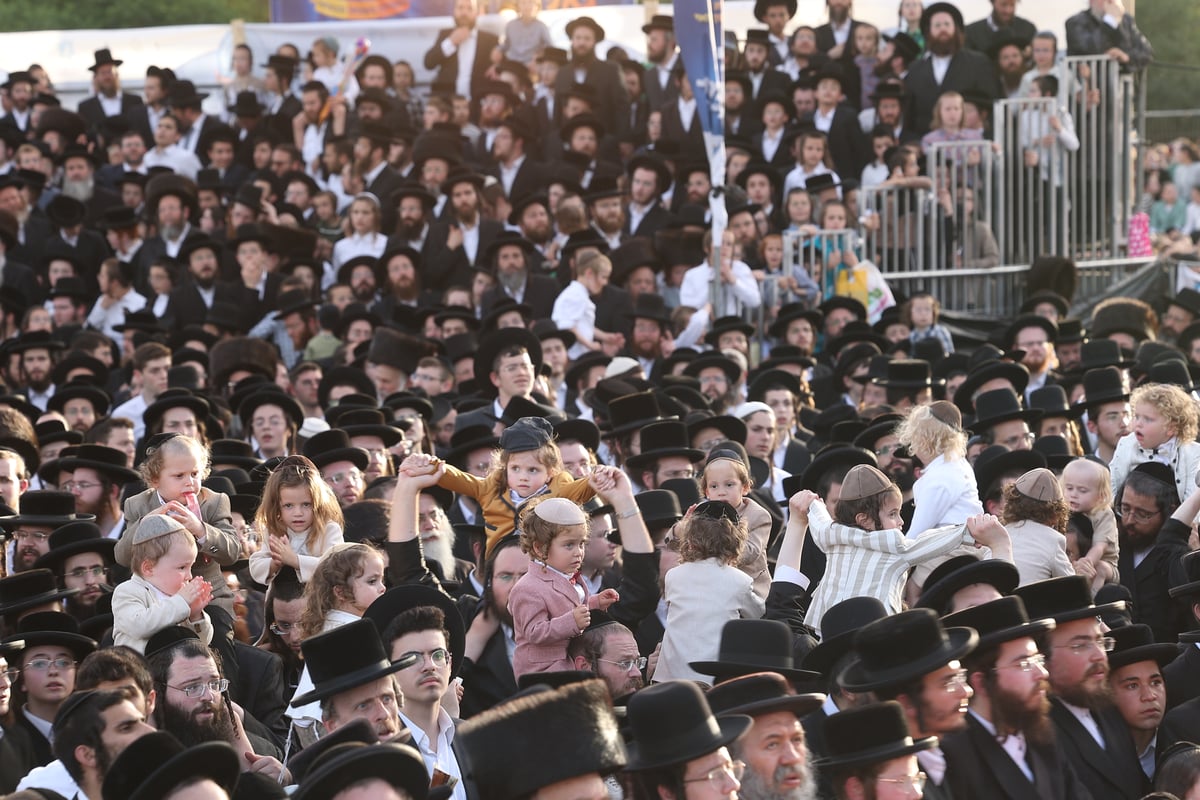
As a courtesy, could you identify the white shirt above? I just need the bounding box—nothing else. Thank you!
[1060,699,1105,748]
[760,128,784,163]
[16,759,81,797]
[27,385,55,413]
[677,96,697,132]
[143,145,202,180]
[932,54,952,85]
[400,707,466,800]
[302,122,329,172]
[460,221,481,265]
[112,393,150,440]
[498,155,525,197]
[552,280,596,359]
[680,259,762,316]
[332,231,386,269]
[813,106,835,133]
[98,93,123,117]
[971,710,1034,782]
[830,18,852,46]
[627,200,653,236]
[87,289,148,345]
[22,706,53,743]
[440,29,479,99]
[908,454,984,538]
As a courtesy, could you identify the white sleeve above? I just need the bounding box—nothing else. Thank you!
[732,261,762,308]
[679,266,708,309]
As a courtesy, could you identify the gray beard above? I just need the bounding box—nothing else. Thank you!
[498,269,527,293]
[423,526,458,580]
[737,758,818,800]
[61,176,94,202]
[161,222,184,241]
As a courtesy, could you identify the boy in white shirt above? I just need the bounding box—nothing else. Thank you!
[552,251,622,359]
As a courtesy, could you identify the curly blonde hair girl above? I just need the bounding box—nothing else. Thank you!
[1131,383,1199,444]
[895,402,967,463]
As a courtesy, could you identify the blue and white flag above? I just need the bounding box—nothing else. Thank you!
[674,0,725,242]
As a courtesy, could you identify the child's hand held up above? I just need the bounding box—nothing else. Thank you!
[572,605,590,631]
[594,588,619,610]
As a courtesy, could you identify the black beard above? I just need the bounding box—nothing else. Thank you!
[928,35,959,57]
[991,681,1054,748]
[398,218,424,240]
[159,696,236,748]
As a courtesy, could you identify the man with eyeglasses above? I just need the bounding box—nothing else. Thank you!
[940,595,1091,799]
[382,603,468,800]
[3,611,97,767]
[568,612,645,698]
[1012,575,1148,800]
[971,388,1039,454]
[303,429,369,508]
[839,609,979,800]
[55,444,139,541]
[1114,462,1193,643]
[0,490,97,574]
[625,420,705,493]
[32,521,116,623]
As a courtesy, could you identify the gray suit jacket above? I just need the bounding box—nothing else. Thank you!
[117,486,241,615]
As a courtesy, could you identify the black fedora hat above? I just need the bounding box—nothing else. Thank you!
[1006,313,1059,349]
[802,596,889,677]
[605,391,676,437]
[799,445,876,493]
[916,554,1021,614]
[1106,623,1180,670]
[1011,575,1126,625]
[293,742,430,800]
[852,413,905,451]
[4,610,95,660]
[1073,365,1131,412]
[660,477,702,511]
[920,1,964,34]
[0,569,78,617]
[627,152,672,194]
[1021,290,1071,319]
[625,421,704,472]
[285,719,378,786]
[952,360,1031,412]
[55,444,139,484]
[682,353,741,385]
[707,671,824,721]
[101,731,239,800]
[972,445,1046,497]
[0,490,94,530]
[554,418,601,454]
[625,681,752,771]
[1032,435,1075,471]
[363,583,466,679]
[690,619,821,684]
[753,0,796,21]
[445,425,500,469]
[1169,550,1200,599]
[565,16,606,41]
[839,609,978,692]
[822,701,937,769]
[632,489,684,531]
[293,618,417,706]
[51,353,110,388]
[1169,287,1200,318]
[8,330,65,355]
[88,48,123,71]
[336,408,404,448]
[237,388,304,431]
[302,429,369,472]
[686,411,746,446]
[705,316,756,349]
[969,388,1042,433]
[456,679,626,800]
[826,321,890,357]
[45,380,111,417]
[529,318,575,351]
[1029,385,1077,419]
[32,521,115,574]
[209,439,263,469]
[873,359,944,389]
[34,419,81,448]
[473,327,543,398]
[942,595,1055,650]
[768,303,823,340]
[624,292,672,325]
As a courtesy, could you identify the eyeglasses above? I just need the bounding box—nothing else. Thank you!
[398,648,450,668]
[683,759,745,788]
[1053,636,1115,655]
[269,621,299,637]
[875,444,904,458]
[24,658,76,672]
[875,772,926,794]
[598,656,648,673]
[938,669,970,693]
[1118,504,1161,524]
[470,460,493,473]
[994,654,1047,673]
[0,668,19,682]
[325,469,363,486]
[169,678,230,698]
[1000,432,1037,448]
[12,530,50,543]
[65,565,108,580]
[696,438,726,452]
[498,362,533,374]
[62,481,102,492]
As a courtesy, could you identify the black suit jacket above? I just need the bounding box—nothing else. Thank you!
[490,157,546,205]
[808,105,867,181]
[748,69,793,110]
[964,16,1039,56]
[1119,518,1191,643]
[623,203,677,241]
[904,49,1003,136]
[385,223,454,292]
[0,723,33,794]
[423,29,500,105]
[168,279,257,330]
[366,164,404,232]
[659,101,706,166]
[3,259,41,308]
[78,93,145,144]
[815,20,864,57]
[643,63,679,111]
[459,628,518,719]
[1163,641,1197,711]
[554,58,630,138]
[82,185,123,230]
[1160,693,1200,754]
[1050,699,1147,800]
[13,712,52,768]
[941,713,1092,800]
[444,219,503,288]
[10,214,50,270]
[481,272,559,320]
[781,438,812,475]
[232,641,289,749]
[265,94,303,142]
[593,283,634,338]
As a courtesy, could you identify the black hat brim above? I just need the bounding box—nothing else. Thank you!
[837,627,978,692]
[292,744,430,800]
[5,627,95,660]
[128,741,241,800]
[625,714,752,771]
[916,559,1021,612]
[1108,643,1182,671]
[688,660,821,685]
[712,692,826,719]
[0,512,96,530]
[625,446,705,472]
[32,539,116,573]
[53,456,139,484]
[363,584,466,680]
[309,447,370,473]
[340,423,403,448]
[818,734,939,770]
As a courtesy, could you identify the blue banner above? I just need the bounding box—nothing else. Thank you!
[673,2,723,145]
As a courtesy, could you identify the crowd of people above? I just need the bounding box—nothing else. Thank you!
[0,0,1185,798]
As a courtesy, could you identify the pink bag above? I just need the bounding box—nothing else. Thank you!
[1128,212,1152,257]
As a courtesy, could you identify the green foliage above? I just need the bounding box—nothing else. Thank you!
[1137,0,1200,111]
[0,0,269,30]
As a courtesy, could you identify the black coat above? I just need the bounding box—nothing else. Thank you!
[643,64,679,111]
[488,157,546,206]
[0,723,34,793]
[1119,518,1191,643]
[13,712,52,767]
[168,279,257,330]
[366,164,405,233]
[1163,641,1198,711]
[265,94,303,143]
[593,283,634,338]
[444,218,504,289]
[941,712,1093,800]
[622,203,677,241]
[815,20,865,57]
[232,641,289,749]
[1049,699,1148,800]
[459,628,518,719]
[748,69,793,111]
[964,16,1039,56]
[10,214,50,271]
[481,273,560,320]
[903,49,1003,136]
[658,101,707,166]
[805,105,867,182]
[554,58,630,138]
[385,223,454,292]
[423,29,500,104]
[1160,694,1200,754]
[78,93,145,144]
[2,259,42,308]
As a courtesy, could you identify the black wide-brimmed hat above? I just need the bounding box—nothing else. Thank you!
[0,490,94,530]
[1106,623,1180,670]
[704,316,756,348]
[972,445,1046,497]
[445,425,500,469]
[3,610,95,660]
[553,418,601,453]
[209,439,263,469]
[629,488,684,532]
[293,742,430,800]
[822,701,938,769]
[32,521,116,573]
[803,597,889,677]
[237,388,304,431]
[88,48,123,71]
[839,609,978,692]
[969,388,1042,433]
[873,358,943,389]
[920,1,964,34]
[953,360,1031,412]
[101,731,240,800]
[302,429,369,472]
[942,595,1055,649]
[55,444,139,484]
[682,353,742,385]
[46,380,110,417]
[1029,385,1077,419]
[690,619,821,684]
[363,583,466,679]
[604,391,676,437]
[34,419,81,448]
[852,413,905,451]
[707,671,824,721]
[0,569,78,617]
[293,618,417,706]
[1006,313,1059,349]
[798,445,876,493]
[916,555,1021,614]
[1073,365,1131,413]
[1011,575,1126,625]
[625,681,752,771]
[336,408,403,448]
[456,680,626,800]
[1170,550,1200,600]
[753,0,796,21]
[624,421,704,472]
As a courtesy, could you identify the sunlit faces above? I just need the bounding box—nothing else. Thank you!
[703,458,749,509]
[1132,401,1174,451]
